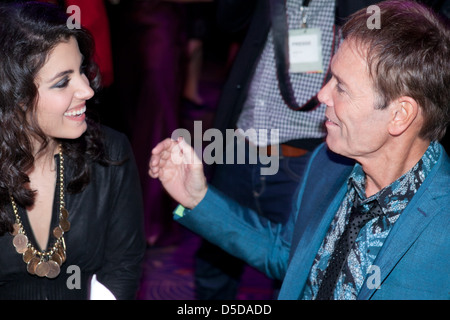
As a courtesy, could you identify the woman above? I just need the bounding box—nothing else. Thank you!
[0,2,145,299]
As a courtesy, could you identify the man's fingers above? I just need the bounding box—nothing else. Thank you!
[177,137,202,165]
[151,138,174,155]
[148,156,160,178]
[149,137,183,178]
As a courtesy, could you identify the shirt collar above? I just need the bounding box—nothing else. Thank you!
[347,141,441,215]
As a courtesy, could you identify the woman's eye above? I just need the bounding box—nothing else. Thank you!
[53,77,70,89]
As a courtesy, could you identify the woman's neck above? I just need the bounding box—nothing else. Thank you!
[31,139,59,174]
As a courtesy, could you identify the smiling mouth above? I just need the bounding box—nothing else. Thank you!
[64,106,86,117]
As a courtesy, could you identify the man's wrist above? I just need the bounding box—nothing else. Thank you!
[190,186,208,209]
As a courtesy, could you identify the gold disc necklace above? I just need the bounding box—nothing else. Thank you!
[10,144,70,278]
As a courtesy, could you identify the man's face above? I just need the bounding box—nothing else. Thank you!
[318,39,392,161]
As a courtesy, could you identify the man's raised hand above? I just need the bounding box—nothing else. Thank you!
[149,137,207,209]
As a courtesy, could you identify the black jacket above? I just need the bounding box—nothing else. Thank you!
[0,126,145,300]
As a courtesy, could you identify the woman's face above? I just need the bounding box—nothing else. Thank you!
[34,36,94,141]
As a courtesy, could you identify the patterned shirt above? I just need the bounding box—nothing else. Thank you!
[301,142,441,300]
[237,0,338,145]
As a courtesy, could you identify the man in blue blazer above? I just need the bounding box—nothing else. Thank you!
[149,0,450,300]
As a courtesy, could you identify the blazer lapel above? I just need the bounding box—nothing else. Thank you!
[358,150,449,300]
[278,184,348,299]
[279,146,354,299]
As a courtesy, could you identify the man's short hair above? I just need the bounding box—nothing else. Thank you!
[342,0,450,141]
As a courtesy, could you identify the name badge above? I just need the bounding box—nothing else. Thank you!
[288,28,323,73]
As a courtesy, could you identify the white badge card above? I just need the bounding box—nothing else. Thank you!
[288,28,323,73]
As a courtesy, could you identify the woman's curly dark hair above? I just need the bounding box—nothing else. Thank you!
[0,2,114,235]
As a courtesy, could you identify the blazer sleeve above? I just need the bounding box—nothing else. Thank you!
[175,186,291,281]
[95,130,146,300]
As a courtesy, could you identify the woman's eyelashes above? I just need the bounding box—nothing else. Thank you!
[51,65,87,89]
[52,76,70,89]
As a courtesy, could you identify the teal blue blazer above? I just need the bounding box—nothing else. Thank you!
[177,143,450,299]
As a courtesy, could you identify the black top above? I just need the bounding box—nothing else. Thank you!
[0,126,146,300]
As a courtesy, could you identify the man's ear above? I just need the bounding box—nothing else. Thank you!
[388,96,419,136]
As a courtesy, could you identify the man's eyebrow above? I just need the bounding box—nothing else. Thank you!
[48,70,74,83]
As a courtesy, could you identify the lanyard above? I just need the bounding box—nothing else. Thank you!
[270,0,335,111]
[270,0,319,111]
